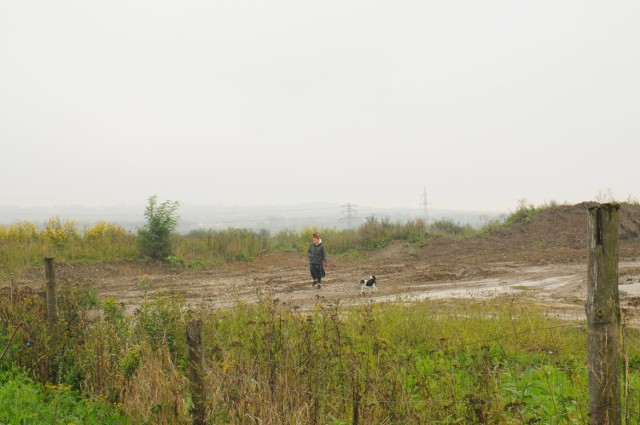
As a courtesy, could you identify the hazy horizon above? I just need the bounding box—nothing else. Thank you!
[0,201,503,233]
[2,2,639,211]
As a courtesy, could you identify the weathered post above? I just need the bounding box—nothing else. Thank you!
[586,203,621,425]
[187,319,206,425]
[44,257,59,326]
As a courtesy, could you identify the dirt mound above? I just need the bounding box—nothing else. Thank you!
[411,202,640,266]
[620,205,640,240]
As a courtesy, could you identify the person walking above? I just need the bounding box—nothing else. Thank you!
[308,233,328,288]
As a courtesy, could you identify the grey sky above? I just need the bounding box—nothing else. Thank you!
[2,1,639,212]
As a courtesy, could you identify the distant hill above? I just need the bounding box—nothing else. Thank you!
[0,203,501,234]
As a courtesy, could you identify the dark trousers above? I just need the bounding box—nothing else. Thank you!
[310,263,324,282]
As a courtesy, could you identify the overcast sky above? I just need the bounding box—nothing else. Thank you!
[1,1,639,212]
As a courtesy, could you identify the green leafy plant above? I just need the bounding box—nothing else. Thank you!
[0,367,126,424]
[137,195,180,260]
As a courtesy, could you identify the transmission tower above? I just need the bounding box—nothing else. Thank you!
[341,203,357,230]
[421,188,429,227]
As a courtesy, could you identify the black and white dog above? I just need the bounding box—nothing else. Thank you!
[359,275,377,294]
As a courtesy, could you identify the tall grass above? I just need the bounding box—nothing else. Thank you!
[271,215,495,260]
[0,219,137,276]
[4,279,640,424]
[0,215,468,276]
[478,198,555,234]
[177,228,271,266]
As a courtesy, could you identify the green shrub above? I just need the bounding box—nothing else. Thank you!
[137,293,185,357]
[179,228,269,263]
[137,195,180,260]
[119,346,142,381]
[0,367,126,424]
[505,198,540,225]
[428,218,474,237]
[478,199,543,234]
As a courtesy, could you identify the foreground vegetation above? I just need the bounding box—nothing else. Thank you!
[3,284,640,424]
[0,367,125,424]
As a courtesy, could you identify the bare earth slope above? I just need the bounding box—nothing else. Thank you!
[11,203,640,318]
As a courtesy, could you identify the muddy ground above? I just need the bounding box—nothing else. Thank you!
[8,203,640,322]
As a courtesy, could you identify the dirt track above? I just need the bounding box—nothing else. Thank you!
[10,203,640,320]
[84,250,640,322]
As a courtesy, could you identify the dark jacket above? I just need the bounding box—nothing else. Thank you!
[307,240,326,264]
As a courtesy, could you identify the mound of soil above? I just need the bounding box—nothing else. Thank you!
[416,202,640,266]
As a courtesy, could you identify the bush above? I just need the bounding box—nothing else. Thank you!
[137,195,180,260]
[428,218,474,237]
[505,198,540,225]
[0,367,126,424]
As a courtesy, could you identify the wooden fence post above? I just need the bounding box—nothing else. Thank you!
[586,203,621,425]
[187,319,206,425]
[44,257,59,326]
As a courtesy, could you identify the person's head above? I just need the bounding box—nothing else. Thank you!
[312,233,320,244]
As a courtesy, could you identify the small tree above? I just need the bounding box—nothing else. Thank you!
[138,195,180,260]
